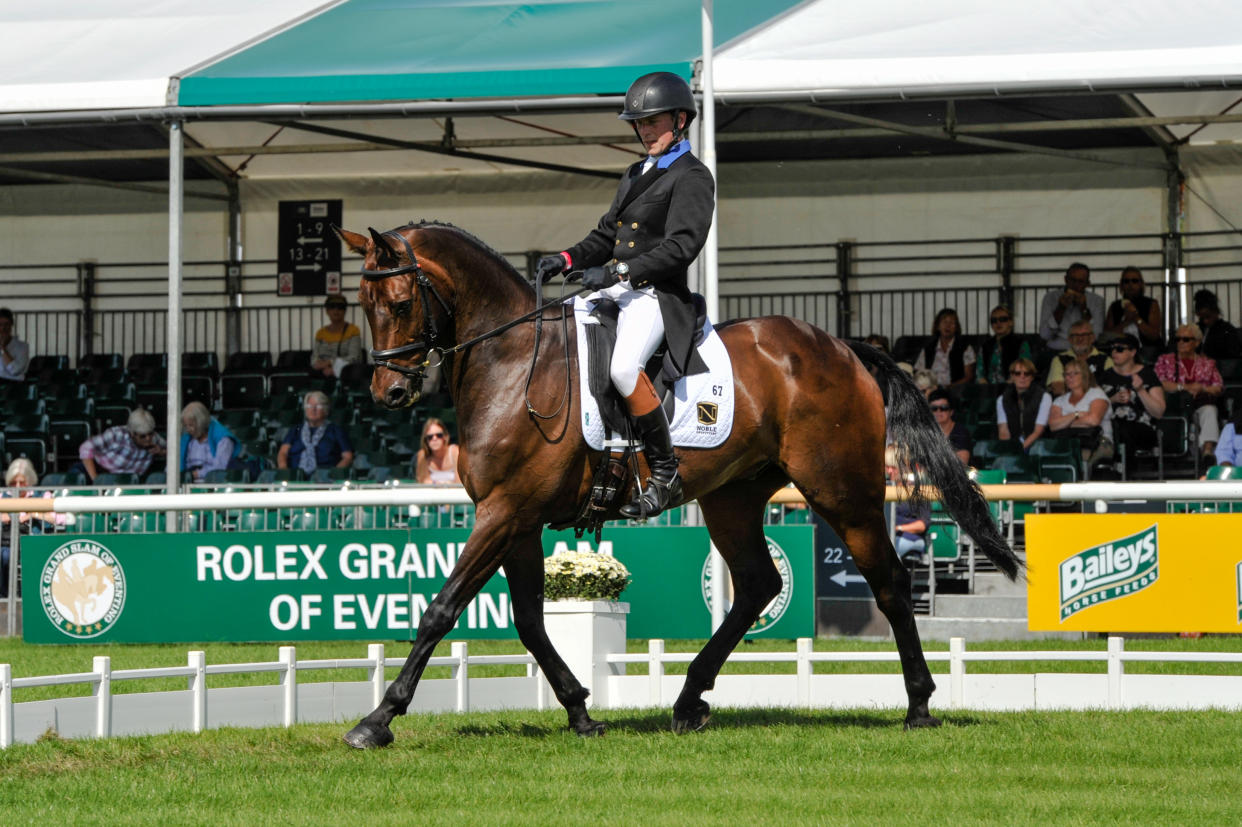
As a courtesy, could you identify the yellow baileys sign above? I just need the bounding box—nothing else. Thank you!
[1059,524,1158,620]
[1028,515,1242,633]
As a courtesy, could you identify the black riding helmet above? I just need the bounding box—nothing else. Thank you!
[619,72,697,147]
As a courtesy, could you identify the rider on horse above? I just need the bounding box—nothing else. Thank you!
[536,71,716,520]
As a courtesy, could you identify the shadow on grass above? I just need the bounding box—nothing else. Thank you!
[449,708,990,738]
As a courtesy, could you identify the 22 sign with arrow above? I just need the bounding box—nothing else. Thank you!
[277,200,342,296]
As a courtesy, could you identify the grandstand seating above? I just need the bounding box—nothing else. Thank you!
[275,350,312,371]
[223,351,273,375]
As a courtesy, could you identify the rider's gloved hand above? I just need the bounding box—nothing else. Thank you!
[581,265,616,291]
[535,253,568,281]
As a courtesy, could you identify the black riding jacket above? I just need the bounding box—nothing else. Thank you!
[566,140,715,379]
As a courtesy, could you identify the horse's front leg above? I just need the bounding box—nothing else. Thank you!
[344,516,514,749]
[503,534,602,736]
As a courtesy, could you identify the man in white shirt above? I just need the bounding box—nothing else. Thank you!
[1039,262,1106,351]
[0,308,29,382]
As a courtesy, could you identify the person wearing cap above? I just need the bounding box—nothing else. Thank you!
[1195,288,1242,361]
[312,294,363,378]
[1097,333,1165,462]
[532,72,715,520]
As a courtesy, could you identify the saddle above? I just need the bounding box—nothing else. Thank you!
[560,294,709,541]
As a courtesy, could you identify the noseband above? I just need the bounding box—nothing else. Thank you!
[360,231,454,380]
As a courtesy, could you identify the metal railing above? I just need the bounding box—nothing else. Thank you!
[5,229,1242,366]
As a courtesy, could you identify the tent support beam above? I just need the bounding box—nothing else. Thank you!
[10,108,1242,167]
[0,164,229,200]
[779,104,1173,170]
[267,120,621,180]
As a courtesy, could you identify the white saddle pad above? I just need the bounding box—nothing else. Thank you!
[572,295,734,451]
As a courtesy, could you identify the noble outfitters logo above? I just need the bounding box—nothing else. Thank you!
[1059,524,1158,621]
[700,536,792,631]
[40,539,127,639]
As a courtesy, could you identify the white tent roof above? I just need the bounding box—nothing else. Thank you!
[0,0,333,113]
[715,0,1242,100]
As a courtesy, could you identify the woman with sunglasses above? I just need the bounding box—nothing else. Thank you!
[978,305,1031,385]
[1155,324,1222,464]
[997,358,1051,451]
[1097,333,1165,459]
[1049,356,1114,468]
[927,389,972,466]
[415,418,460,485]
[1103,266,1163,348]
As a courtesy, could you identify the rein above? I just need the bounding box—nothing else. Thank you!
[362,229,589,415]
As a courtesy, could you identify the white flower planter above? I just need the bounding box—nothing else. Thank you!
[541,600,629,708]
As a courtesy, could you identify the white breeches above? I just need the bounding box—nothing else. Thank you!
[589,282,664,397]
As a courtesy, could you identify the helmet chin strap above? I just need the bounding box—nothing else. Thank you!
[631,110,686,153]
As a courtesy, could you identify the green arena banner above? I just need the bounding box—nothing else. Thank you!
[21,525,813,644]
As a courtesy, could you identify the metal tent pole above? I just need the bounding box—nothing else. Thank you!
[167,122,184,514]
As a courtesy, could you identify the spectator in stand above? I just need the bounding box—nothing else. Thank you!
[415,418,461,485]
[885,445,928,565]
[912,369,938,400]
[1156,323,1223,465]
[1097,334,1166,461]
[1039,262,1105,351]
[978,304,1031,385]
[1,458,67,598]
[1103,266,1163,348]
[0,307,30,383]
[997,357,1052,451]
[914,308,975,389]
[179,401,242,483]
[1049,356,1114,468]
[1211,408,1242,471]
[277,390,354,475]
[311,295,364,378]
[1046,320,1113,398]
[863,334,891,355]
[927,388,971,466]
[1195,289,1242,361]
[75,408,166,483]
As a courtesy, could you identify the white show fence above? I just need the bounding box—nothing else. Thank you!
[4,636,1241,748]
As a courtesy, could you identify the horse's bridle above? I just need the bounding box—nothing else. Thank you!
[359,229,591,411]
[360,230,454,381]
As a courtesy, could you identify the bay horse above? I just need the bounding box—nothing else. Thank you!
[334,221,1021,749]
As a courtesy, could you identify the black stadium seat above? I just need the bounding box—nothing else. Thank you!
[222,373,268,411]
[224,351,273,375]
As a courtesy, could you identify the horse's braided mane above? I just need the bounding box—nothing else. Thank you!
[398,219,532,293]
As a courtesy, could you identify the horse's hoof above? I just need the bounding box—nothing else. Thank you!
[671,700,711,734]
[904,714,942,730]
[573,719,606,737]
[344,720,395,749]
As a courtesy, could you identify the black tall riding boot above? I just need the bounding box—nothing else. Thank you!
[620,406,682,519]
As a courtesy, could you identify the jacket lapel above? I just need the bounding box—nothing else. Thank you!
[618,166,667,213]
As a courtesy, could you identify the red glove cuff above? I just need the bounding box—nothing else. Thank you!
[560,251,572,269]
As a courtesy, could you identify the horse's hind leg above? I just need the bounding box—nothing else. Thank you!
[825,508,940,728]
[503,535,602,736]
[672,479,784,733]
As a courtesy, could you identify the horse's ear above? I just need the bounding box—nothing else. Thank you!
[333,225,369,257]
[368,227,398,266]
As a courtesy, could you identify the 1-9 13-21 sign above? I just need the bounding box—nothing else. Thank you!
[277,200,343,296]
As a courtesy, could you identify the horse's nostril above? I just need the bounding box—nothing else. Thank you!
[385,386,407,406]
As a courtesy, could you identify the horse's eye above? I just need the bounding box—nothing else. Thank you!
[391,299,412,318]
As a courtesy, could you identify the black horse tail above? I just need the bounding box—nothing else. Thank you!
[847,340,1024,581]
